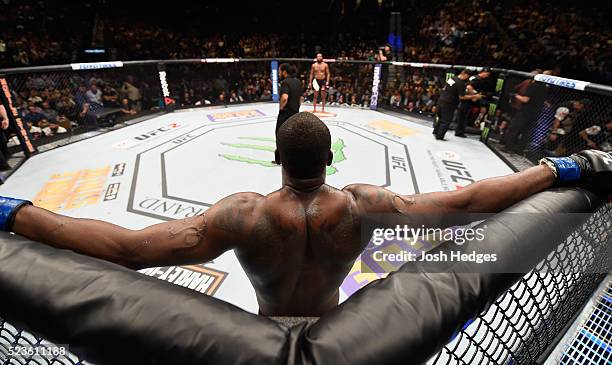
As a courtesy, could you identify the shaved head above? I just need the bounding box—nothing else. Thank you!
[276,112,332,179]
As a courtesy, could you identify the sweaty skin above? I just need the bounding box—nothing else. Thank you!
[13,165,555,316]
[310,62,329,84]
[309,57,330,111]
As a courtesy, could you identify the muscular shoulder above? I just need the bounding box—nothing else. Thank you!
[342,184,395,213]
[204,193,263,237]
[343,183,384,198]
[220,192,262,211]
[209,192,263,228]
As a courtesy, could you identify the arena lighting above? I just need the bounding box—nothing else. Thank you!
[83,48,106,54]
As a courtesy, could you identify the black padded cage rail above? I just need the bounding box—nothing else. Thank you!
[0,187,610,365]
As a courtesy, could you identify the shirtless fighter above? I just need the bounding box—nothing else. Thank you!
[1,112,611,316]
[308,53,330,113]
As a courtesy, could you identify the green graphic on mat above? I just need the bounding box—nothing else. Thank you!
[219,136,347,175]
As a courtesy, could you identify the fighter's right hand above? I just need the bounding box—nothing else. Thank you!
[0,196,32,232]
[541,150,612,188]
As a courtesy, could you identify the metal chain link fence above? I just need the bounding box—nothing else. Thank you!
[1,64,162,153]
[429,202,612,365]
[488,75,612,164]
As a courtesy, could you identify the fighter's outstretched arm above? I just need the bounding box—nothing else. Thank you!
[346,150,612,218]
[345,164,555,218]
[8,193,260,269]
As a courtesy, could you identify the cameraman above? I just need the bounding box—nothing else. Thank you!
[376,44,393,96]
[377,44,393,62]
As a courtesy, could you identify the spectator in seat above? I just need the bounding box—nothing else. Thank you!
[406,101,416,113]
[56,96,77,117]
[85,83,103,108]
[229,91,243,103]
[544,99,590,156]
[40,101,58,123]
[23,105,47,127]
[579,118,612,152]
[75,85,96,129]
[27,90,43,105]
[217,92,226,104]
[119,98,137,115]
[389,91,402,108]
[55,114,73,131]
[260,89,272,100]
[121,76,142,111]
[103,84,120,106]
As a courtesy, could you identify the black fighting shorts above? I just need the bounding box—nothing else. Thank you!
[314,79,327,91]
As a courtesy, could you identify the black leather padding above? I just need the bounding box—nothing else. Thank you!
[0,188,605,365]
[0,234,289,365]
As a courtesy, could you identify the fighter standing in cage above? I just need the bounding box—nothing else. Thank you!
[309,53,330,113]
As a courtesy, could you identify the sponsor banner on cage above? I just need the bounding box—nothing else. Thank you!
[534,74,589,91]
[370,64,382,110]
[139,265,228,296]
[201,58,238,63]
[271,60,279,102]
[0,78,37,155]
[70,61,124,70]
[206,109,266,122]
[158,71,175,106]
[33,163,126,212]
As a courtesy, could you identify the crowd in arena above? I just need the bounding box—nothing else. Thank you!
[414,1,610,83]
[0,0,609,161]
[7,72,155,142]
[1,1,608,82]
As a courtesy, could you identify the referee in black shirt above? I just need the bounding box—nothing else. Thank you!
[276,63,302,134]
[434,69,482,140]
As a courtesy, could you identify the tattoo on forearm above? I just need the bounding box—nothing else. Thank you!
[393,195,416,213]
[168,215,208,250]
[362,188,387,207]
